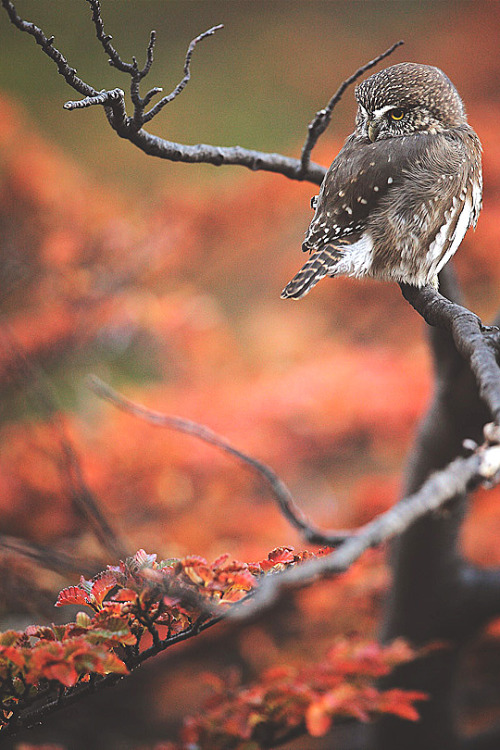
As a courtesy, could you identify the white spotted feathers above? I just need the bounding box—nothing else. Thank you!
[281,62,482,300]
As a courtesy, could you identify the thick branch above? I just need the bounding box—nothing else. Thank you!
[234,444,500,619]
[88,376,350,546]
[121,129,327,184]
[372,269,500,750]
[400,283,500,423]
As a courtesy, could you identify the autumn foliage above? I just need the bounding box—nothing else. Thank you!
[0,548,426,746]
[3,5,500,744]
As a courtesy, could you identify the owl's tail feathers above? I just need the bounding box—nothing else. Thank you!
[281,246,342,299]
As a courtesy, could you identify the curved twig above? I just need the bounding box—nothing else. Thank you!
[87,376,351,546]
[299,40,404,175]
[143,24,224,123]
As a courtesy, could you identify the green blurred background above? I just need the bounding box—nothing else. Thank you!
[2,1,498,192]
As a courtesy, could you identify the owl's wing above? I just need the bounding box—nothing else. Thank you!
[282,129,482,297]
[368,127,482,284]
[302,134,427,253]
[281,135,430,299]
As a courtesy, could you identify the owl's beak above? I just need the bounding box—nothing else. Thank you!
[367,121,380,142]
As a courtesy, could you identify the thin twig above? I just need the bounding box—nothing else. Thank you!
[63,88,124,110]
[86,0,134,73]
[0,330,128,559]
[88,376,351,546]
[0,535,99,577]
[299,40,404,175]
[1,0,96,99]
[143,24,223,123]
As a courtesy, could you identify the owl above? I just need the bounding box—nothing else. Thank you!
[281,62,482,299]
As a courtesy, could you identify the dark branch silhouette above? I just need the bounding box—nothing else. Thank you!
[0,329,128,560]
[400,283,500,423]
[1,0,402,185]
[0,535,99,577]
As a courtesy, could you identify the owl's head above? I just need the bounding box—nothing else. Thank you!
[354,62,466,142]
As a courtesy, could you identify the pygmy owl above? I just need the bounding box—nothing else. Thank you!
[281,62,482,299]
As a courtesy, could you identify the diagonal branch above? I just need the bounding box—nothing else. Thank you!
[299,40,404,176]
[234,440,500,619]
[0,535,99,577]
[86,0,135,73]
[400,283,500,423]
[87,376,351,546]
[2,0,96,99]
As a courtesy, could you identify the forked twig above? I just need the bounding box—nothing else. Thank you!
[143,24,223,123]
[2,0,402,184]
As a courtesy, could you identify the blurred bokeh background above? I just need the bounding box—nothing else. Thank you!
[2,1,500,748]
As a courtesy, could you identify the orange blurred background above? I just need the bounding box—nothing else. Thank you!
[1,2,500,747]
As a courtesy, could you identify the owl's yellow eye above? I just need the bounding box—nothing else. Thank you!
[390,109,405,121]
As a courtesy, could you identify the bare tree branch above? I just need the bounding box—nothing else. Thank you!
[299,40,404,176]
[63,87,124,111]
[400,283,500,423]
[0,535,99,577]
[87,376,351,546]
[86,0,136,74]
[233,441,500,619]
[87,377,500,628]
[1,0,400,185]
[142,24,224,123]
[2,0,96,99]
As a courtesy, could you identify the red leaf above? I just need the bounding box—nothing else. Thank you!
[259,547,296,571]
[55,586,90,608]
[376,689,428,721]
[306,700,332,737]
[90,571,118,607]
